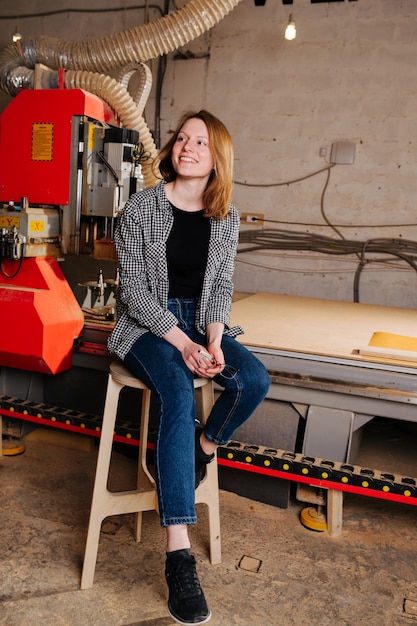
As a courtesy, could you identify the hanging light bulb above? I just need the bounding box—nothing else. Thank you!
[12,26,22,43]
[285,14,296,41]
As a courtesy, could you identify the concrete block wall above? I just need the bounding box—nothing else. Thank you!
[0,0,416,307]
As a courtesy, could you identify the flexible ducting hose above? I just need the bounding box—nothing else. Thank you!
[64,69,159,187]
[113,62,152,114]
[0,0,242,188]
[34,63,159,186]
[0,0,242,96]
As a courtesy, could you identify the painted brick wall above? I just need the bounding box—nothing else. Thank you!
[0,0,416,307]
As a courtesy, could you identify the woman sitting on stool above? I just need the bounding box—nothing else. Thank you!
[108,109,270,625]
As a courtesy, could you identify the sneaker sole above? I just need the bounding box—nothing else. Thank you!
[168,604,212,625]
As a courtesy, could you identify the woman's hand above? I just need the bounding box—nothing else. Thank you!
[195,346,224,378]
[163,324,224,377]
[181,343,222,378]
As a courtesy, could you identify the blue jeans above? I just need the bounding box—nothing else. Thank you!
[124,298,270,526]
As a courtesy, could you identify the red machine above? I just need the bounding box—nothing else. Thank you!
[0,88,117,206]
[0,87,139,374]
[0,257,84,374]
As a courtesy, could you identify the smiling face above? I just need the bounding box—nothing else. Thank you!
[171,117,215,182]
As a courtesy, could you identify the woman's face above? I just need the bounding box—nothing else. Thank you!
[171,117,215,182]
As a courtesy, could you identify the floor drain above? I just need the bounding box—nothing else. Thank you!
[238,555,262,573]
[403,598,417,619]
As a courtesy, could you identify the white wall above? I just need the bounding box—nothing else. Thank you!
[1,0,416,308]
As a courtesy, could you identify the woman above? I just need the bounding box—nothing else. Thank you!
[108,110,270,625]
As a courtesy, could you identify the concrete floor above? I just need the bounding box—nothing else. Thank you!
[1,422,417,626]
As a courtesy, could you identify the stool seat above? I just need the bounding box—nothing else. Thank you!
[81,360,221,589]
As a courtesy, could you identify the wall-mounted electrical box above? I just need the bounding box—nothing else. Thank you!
[330,141,356,165]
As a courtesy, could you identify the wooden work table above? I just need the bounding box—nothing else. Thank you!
[229,292,417,535]
[230,292,417,367]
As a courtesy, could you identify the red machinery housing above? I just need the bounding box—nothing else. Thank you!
[0,88,117,205]
[0,88,120,374]
[0,257,84,374]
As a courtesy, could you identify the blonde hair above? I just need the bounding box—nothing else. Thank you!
[156,110,234,220]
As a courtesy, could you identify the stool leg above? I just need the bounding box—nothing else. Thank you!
[196,382,221,565]
[197,457,221,564]
[81,375,123,589]
[199,381,214,426]
[327,489,343,537]
[134,387,156,542]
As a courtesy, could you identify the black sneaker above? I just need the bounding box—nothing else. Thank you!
[194,424,215,489]
[165,549,211,625]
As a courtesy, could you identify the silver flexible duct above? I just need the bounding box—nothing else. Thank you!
[0,0,242,187]
[0,0,242,96]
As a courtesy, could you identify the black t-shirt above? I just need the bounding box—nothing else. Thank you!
[166,204,211,298]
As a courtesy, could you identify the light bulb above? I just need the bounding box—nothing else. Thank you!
[285,14,296,41]
[12,27,22,43]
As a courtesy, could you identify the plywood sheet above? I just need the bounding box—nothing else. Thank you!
[230,292,417,366]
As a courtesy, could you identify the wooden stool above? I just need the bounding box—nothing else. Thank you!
[81,360,221,589]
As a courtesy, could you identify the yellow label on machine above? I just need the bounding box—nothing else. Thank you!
[29,219,45,233]
[32,122,54,161]
[0,216,20,228]
[89,124,97,151]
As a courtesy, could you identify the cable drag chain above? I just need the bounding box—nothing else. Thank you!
[2,394,417,507]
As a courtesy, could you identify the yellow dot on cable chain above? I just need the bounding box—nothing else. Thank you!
[301,468,309,475]
[126,433,131,439]
[227,453,234,460]
[10,407,14,412]
[51,416,56,422]
[362,481,369,488]
[321,472,329,479]
[23,410,28,415]
[66,420,71,425]
[245,456,252,463]
[383,486,390,492]
[264,460,271,467]
[283,463,290,471]
[95,427,100,432]
[80,423,85,428]
[404,490,411,497]
[341,476,349,483]
[37,413,42,418]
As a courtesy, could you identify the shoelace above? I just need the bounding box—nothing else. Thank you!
[171,557,203,599]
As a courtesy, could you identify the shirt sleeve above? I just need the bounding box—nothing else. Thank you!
[115,194,178,338]
[204,205,240,328]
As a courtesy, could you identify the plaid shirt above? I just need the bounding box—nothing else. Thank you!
[108,181,244,359]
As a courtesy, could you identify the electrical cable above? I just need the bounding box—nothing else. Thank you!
[153,0,171,148]
[0,5,163,20]
[1,257,23,278]
[236,165,417,228]
[255,217,417,228]
[97,150,119,184]
[234,164,335,188]
[235,162,417,301]
[319,166,345,241]
[238,229,417,302]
